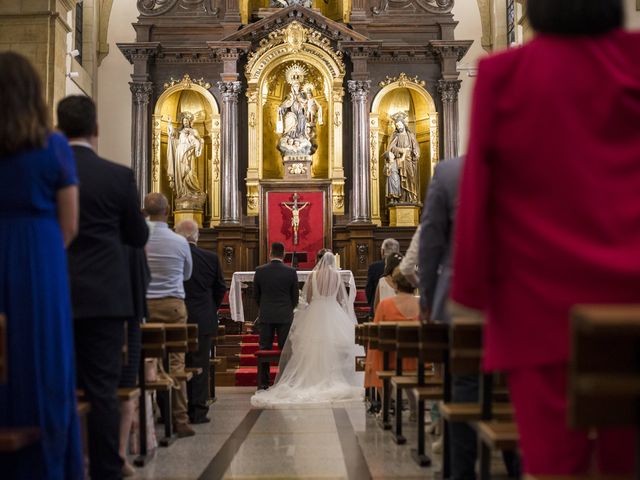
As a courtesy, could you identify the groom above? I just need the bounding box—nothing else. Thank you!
[254,242,299,389]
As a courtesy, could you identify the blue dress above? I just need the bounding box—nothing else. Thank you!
[0,133,84,479]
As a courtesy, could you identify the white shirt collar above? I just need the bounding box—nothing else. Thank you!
[68,139,95,151]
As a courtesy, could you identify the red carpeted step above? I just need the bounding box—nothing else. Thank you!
[240,343,277,355]
[235,366,278,387]
[241,334,260,343]
[239,354,257,367]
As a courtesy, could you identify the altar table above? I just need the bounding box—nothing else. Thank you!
[229,270,356,323]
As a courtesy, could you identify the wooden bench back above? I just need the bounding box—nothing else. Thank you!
[378,323,399,352]
[0,313,6,384]
[141,323,166,358]
[367,323,379,350]
[450,318,483,375]
[396,322,421,357]
[421,322,449,363]
[570,305,640,428]
[187,324,198,352]
[165,324,188,353]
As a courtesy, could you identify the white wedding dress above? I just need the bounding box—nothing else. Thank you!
[251,253,364,407]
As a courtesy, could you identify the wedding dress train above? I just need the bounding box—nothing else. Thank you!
[251,253,364,407]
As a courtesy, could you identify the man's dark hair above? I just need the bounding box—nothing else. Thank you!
[527,0,623,36]
[57,95,98,139]
[0,52,50,157]
[270,242,285,258]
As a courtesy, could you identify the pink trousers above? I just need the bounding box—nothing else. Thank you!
[507,363,636,474]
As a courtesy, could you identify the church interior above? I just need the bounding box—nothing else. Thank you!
[2,0,640,479]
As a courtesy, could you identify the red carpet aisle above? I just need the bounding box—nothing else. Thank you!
[233,334,278,387]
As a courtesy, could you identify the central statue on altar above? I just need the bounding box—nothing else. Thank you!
[276,63,323,179]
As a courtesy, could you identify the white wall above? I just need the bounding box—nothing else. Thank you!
[452,1,485,157]
[626,0,640,29]
[96,1,137,165]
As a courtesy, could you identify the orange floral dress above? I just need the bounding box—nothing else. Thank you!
[364,297,419,388]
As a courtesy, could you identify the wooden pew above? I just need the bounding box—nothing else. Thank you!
[445,318,517,480]
[566,305,640,480]
[209,325,226,402]
[407,322,449,467]
[0,313,42,453]
[136,323,169,462]
[377,322,400,430]
[390,322,422,445]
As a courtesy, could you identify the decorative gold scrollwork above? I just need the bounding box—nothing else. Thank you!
[163,74,211,91]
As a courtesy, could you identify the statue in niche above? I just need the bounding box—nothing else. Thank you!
[167,112,206,209]
[386,112,420,204]
[276,64,321,159]
[384,149,402,204]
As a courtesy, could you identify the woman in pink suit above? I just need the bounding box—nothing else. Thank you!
[451,0,640,474]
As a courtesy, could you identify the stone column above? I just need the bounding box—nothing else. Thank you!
[218,81,242,225]
[129,81,153,203]
[438,80,461,160]
[348,80,371,224]
[429,40,473,161]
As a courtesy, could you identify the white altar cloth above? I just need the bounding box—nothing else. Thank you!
[229,270,356,323]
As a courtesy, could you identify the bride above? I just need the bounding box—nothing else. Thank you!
[251,252,364,407]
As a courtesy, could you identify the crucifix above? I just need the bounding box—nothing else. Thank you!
[281,192,310,245]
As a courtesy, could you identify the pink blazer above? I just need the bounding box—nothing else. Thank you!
[451,30,640,371]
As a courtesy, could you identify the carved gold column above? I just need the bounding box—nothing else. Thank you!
[331,86,345,216]
[369,114,381,226]
[246,85,260,216]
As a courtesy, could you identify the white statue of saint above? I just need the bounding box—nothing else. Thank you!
[167,112,204,200]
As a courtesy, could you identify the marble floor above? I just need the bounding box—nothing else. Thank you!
[130,387,442,480]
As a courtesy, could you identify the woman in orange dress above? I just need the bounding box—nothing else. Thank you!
[364,268,419,390]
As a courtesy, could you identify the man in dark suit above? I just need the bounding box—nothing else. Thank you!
[253,242,299,389]
[58,95,149,480]
[419,156,519,479]
[175,220,226,424]
[364,238,399,318]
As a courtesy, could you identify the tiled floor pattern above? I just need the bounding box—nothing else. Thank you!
[130,387,453,479]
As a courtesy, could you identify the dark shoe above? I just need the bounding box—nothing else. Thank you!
[175,423,195,438]
[190,417,210,425]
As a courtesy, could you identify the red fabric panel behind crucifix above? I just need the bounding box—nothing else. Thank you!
[266,191,324,270]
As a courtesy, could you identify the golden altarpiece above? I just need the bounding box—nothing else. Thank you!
[120,0,471,283]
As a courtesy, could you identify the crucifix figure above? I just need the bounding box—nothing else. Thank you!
[281,192,310,245]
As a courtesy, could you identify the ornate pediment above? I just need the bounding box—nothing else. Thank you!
[221,5,369,44]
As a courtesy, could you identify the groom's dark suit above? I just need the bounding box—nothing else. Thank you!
[253,259,299,388]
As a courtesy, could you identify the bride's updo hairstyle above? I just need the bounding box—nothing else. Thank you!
[392,267,415,294]
[383,252,403,277]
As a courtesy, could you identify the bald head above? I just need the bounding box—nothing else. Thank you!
[175,219,199,244]
[144,192,169,221]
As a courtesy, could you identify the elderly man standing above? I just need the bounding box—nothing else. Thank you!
[144,193,194,437]
[175,220,226,424]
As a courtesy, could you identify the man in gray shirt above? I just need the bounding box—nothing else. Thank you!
[144,193,194,437]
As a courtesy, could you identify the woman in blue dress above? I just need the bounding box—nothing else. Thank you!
[0,52,83,479]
